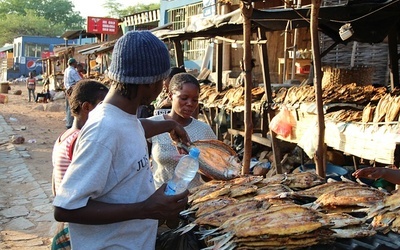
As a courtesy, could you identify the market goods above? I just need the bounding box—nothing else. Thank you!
[181,196,238,217]
[293,180,365,199]
[368,189,400,234]
[362,102,375,123]
[312,185,387,209]
[180,139,242,181]
[179,173,396,249]
[258,171,325,190]
[202,204,334,249]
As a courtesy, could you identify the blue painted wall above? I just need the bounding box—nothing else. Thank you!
[8,36,65,80]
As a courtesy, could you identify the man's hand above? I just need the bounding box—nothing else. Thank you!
[169,122,190,147]
[142,184,189,220]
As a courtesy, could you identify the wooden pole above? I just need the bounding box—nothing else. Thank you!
[311,0,326,178]
[388,24,400,89]
[241,0,253,175]
[257,27,283,174]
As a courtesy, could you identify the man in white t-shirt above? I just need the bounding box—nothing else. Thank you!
[53,31,190,249]
[63,58,82,129]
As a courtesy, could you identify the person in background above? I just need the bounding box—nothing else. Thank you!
[76,63,86,79]
[35,76,52,103]
[149,72,216,192]
[63,58,82,129]
[51,79,108,249]
[53,31,190,249]
[352,165,400,185]
[153,65,186,116]
[52,79,109,195]
[26,72,37,102]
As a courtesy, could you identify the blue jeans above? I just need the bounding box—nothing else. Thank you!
[28,89,35,102]
[65,97,74,128]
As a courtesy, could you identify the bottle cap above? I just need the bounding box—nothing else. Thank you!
[189,147,200,158]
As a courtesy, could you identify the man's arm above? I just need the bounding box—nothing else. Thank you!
[139,118,190,145]
[54,184,188,224]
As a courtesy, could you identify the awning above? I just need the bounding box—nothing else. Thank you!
[60,29,98,40]
[0,45,13,52]
[155,1,400,44]
[154,9,247,40]
[79,40,116,55]
[252,0,400,44]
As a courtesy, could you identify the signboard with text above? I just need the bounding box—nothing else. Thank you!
[41,51,54,59]
[87,16,119,35]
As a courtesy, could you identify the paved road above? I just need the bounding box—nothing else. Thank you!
[0,115,55,249]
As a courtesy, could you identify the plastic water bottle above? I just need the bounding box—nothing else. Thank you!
[165,147,201,195]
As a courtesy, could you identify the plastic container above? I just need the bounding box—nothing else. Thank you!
[300,163,348,181]
[165,147,200,196]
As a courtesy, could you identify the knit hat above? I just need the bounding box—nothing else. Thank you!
[108,31,171,84]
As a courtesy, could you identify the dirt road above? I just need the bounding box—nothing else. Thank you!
[1,82,66,193]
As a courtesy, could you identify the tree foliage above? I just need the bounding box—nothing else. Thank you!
[103,0,160,18]
[0,0,84,45]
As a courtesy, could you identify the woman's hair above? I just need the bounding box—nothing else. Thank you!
[169,73,199,94]
[69,79,109,116]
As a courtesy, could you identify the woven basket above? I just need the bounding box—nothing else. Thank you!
[322,66,374,88]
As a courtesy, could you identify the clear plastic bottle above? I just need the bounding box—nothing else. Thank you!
[164,147,201,196]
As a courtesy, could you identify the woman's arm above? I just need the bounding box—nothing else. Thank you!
[352,167,400,185]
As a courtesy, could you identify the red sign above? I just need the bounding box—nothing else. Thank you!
[41,51,54,59]
[87,16,119,35]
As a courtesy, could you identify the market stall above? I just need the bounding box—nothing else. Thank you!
[172,174,400,249]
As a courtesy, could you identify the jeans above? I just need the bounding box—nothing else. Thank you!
[65,97,74,128]
[28,89,35,102]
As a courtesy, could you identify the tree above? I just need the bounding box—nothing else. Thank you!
[0,0,84,45]
[103,0,160,18]
[0,10,66,46]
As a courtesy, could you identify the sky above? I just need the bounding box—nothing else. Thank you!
[70,0,158,19]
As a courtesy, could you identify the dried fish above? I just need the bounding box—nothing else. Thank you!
[180,139,242,181]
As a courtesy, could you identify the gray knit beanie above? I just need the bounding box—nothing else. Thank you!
[108,31,170,84]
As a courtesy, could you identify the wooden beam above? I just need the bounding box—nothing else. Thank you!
[172,39,184,67]
[311,0,326,178]
[257,26,283,174]
[215,41,223,92]
[241,0,253,175]
[388,24,400,89]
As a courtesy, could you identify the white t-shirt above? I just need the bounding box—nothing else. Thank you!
[53,103,157,249]
[148,115,217,189]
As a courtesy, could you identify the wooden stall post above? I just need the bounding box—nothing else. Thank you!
[311,0,326,178]
[388,24,400,89]
[172,39,184,68]
[241,0,253,175]
[257,27,283,174]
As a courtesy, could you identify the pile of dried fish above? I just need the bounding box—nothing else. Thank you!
[178,173,384,249]
[199,85,265,109]
[368,189,400,234]
[273,83,387,106]
[325,109,363,123]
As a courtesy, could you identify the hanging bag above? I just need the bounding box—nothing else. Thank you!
[269,106,296,138]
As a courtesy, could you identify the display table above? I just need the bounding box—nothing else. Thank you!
[277,105,400,165]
